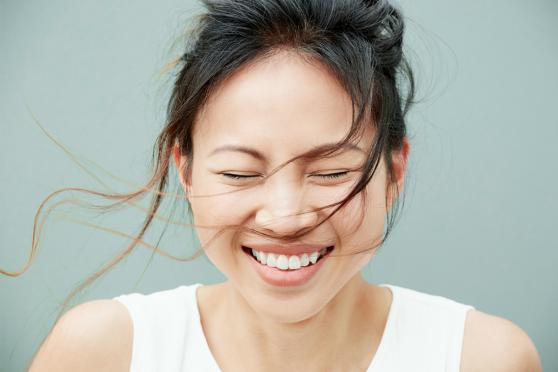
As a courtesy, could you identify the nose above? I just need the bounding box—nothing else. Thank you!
[254,177,319,236]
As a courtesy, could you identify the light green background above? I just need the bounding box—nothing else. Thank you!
[1,1,557,371]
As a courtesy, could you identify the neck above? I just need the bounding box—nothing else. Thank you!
[207,273,385,371]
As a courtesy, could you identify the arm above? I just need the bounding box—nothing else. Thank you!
[28,299,133,372]
[460,310,542,372]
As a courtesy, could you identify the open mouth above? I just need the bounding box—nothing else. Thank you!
[241,245,334,268]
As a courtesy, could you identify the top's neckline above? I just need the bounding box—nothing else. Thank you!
[191,282,398,372]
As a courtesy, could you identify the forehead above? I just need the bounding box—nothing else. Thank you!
[193,51,368,159]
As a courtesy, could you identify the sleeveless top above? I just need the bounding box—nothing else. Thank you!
[113,283,475,372]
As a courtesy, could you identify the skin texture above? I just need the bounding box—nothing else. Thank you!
[28,50,542,371]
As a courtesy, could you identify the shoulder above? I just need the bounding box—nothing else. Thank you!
[29,299,133,372]
[460,309,542,372]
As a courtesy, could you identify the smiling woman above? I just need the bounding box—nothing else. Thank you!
[7,0,543,371]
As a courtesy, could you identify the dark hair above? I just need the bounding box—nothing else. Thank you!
[5,0,415,319]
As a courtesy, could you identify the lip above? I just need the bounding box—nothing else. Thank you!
[243,243,331,256]
[242,245,333,287]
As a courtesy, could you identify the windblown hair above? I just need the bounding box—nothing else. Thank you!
[5,0,415,322]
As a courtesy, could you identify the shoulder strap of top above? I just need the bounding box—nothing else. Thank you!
[444,296,475,372]
[112,284,202,372]
[369,284,475,372]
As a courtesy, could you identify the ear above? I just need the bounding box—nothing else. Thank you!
[173,143,191,197]
[394,136,410,192]
[387,137,410,209]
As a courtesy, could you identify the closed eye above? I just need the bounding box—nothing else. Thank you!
[314,171,349,179]
[221,173,258,180]
[220,171,350,180]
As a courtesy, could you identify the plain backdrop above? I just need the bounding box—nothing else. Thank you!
[1,0,557,371]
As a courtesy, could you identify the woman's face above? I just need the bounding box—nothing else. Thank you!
[175,51,406,323]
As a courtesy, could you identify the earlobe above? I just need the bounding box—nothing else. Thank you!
[172,143,182,171]
[387,137,410,210]
[395,137,410,190]
[172,144,191,196]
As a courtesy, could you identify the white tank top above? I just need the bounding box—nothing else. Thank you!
[113,283,474,372]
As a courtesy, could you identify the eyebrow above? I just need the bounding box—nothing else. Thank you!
[209,142,365,161]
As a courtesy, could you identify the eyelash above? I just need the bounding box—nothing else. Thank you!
[221,171,349,180]
[315,171,349,179]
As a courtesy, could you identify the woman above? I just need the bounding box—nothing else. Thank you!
[28,0,541,371]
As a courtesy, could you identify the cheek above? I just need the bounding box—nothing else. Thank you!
[189,171,255,225]
[328,179,387,252]
[188,180,257,261]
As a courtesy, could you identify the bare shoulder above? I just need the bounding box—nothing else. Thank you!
[460,309,542,372]
[29,299,133,372]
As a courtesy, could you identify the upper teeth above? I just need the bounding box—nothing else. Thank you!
[250,247,329,270]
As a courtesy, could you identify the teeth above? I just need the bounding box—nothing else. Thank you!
[248,247,329,271]
[300,253,309,267]
[288,255,301,269]
[309,251,319,264]
[276,255,289,270]
[266,253,277,268]
[258,251,266,264]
